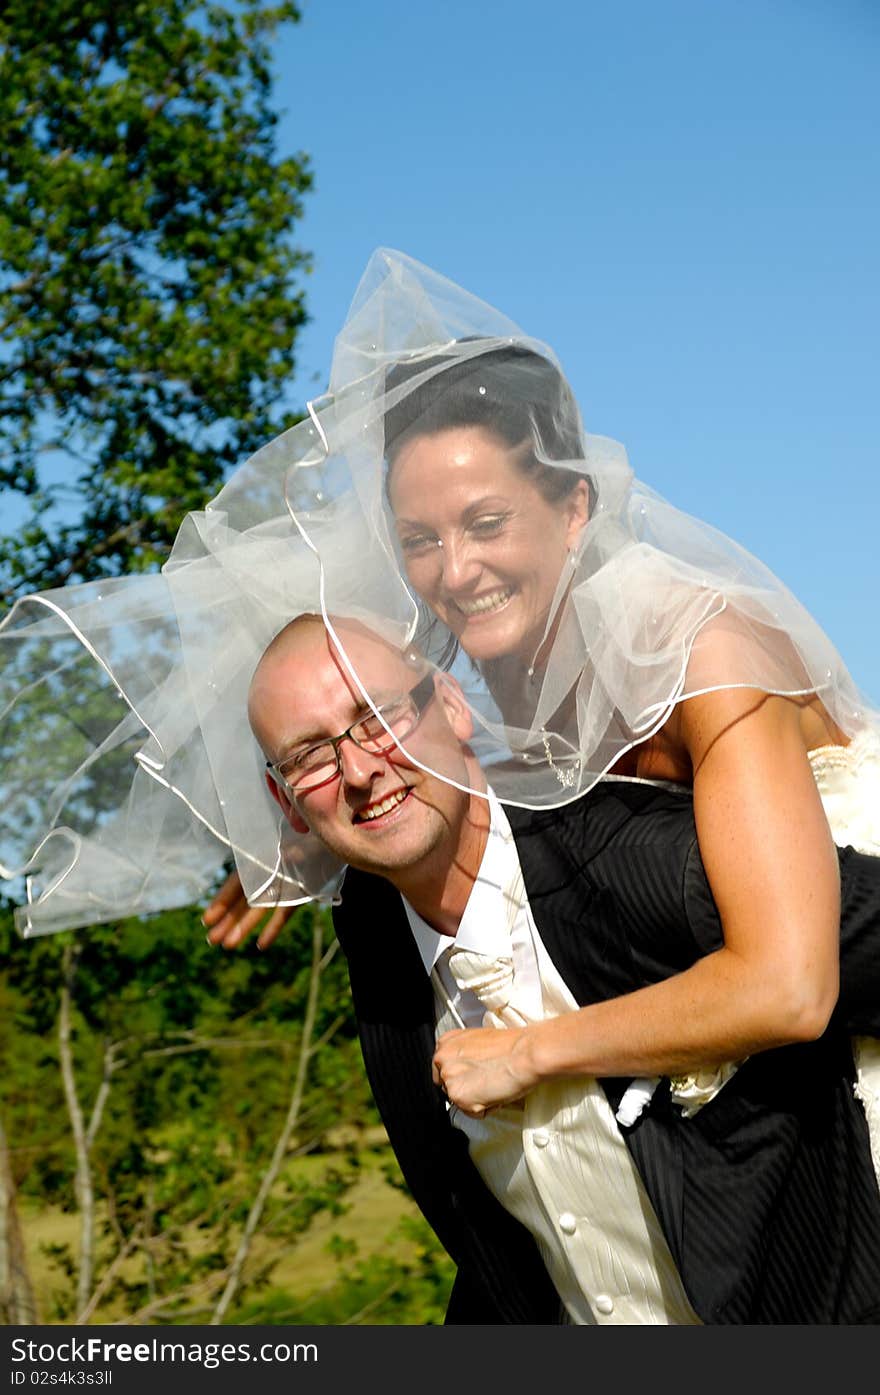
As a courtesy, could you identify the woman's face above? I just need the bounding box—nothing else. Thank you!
[388,425,588,665]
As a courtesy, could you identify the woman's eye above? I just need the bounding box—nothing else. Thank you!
[399,533,438,554]
[469,514,509,536]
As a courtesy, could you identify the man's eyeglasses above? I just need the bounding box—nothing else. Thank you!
[267,672,437,794]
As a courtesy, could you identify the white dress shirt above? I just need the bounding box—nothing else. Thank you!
[403,790,701,1326]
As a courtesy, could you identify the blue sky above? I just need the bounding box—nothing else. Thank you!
[270,0,879,702]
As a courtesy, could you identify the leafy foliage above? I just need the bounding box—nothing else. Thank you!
[233,1217,457,1326]
[0,0,311,600]
[1,901,406,1322]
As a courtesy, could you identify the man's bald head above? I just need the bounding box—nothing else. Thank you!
[247,614,424,762]
[248,613,323,756]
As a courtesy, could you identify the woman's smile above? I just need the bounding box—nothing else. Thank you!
[389,425,588,664]
[450,586,515,618]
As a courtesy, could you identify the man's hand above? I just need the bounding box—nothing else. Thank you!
[202,869,294,950]
[431,1025,539,1117]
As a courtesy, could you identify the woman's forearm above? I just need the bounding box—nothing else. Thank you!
[524,942,836,1085]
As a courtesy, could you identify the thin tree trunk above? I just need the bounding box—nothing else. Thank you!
[0,1114,37,1323]
[210,925,338,1324]
[143,1179,157,1305]
[77,1227,140,1325]
[58,941,95,1320]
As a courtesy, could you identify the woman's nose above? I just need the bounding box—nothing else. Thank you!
[439,536,480,591]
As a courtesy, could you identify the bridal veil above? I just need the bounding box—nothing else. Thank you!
[1,249,873,934]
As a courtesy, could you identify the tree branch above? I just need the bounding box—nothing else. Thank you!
[76,1225,142,1325]
[209,915,329,1324]
[58,941,95,1320]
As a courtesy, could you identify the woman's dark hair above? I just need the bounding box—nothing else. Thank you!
[383,339,594,509]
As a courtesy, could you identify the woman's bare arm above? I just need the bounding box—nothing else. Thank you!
[433,686,842,1116]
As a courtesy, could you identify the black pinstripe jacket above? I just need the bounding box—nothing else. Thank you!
[332,779,880,1325]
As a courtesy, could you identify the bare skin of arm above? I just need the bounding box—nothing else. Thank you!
[432,685,843,1117]
[202,870,294,950]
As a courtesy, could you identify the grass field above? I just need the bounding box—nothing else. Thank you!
[18,1131,452,1325]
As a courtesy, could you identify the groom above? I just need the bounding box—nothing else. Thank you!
[247,613,880,1325]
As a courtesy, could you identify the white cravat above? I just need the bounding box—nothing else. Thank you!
[446,945,528,1030]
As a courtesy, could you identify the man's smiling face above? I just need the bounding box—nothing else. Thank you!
[248,617,478,885]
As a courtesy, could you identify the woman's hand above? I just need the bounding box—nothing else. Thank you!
[202,869,294,950]
[432,1025,540,1117]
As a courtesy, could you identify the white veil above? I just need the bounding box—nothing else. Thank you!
[1,248,875,936]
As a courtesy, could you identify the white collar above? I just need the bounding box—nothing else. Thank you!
[403,787,518,976]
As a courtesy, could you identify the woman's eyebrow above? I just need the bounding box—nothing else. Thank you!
[460,496,510,521]
[395,495,511,529]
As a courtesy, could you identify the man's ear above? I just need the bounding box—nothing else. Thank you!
[264,770,310,835]
[434,673,473,743]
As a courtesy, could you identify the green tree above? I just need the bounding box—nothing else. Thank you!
[0,0,311,601]
[0,901,379,1324]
